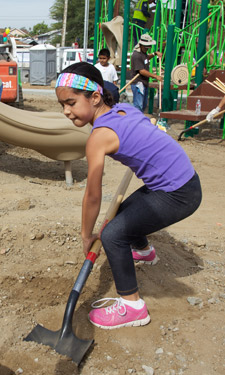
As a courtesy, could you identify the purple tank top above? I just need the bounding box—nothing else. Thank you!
[93,103,195,192]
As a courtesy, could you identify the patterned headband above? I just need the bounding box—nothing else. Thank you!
[55,73,103,94]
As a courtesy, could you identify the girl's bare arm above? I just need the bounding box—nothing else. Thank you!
[81,127,119,255]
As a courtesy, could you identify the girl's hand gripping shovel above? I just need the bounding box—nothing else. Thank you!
[24,168,133,365]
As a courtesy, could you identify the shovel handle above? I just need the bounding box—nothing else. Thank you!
[87,168,134,257]
[159,58,162,110]
[178,109,225,141]
[119,74,140,94]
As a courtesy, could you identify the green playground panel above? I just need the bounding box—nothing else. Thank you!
[93,0,224,115]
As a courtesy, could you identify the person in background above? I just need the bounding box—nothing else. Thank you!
[130,33,162,113]
[132,0,156,46]
[206,95,225,122]
[95,48,118,85]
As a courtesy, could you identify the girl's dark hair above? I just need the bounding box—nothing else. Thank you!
[61,62,115,107]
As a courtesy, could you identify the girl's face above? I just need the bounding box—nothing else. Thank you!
[56,87,99,127]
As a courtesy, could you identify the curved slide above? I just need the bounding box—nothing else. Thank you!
[101,16,123,66]
[0,102,91,184]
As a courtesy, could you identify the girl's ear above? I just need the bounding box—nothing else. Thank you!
[91,91,102,106]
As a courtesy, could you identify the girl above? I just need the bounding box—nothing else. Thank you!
[55,62,202,330]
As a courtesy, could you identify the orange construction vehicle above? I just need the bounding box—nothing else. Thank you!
[0,36,23,108]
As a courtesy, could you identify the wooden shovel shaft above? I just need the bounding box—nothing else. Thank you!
[119,74,140,94]
[159,58,162,110]
[178,109,225,141]
[88,168,134,256]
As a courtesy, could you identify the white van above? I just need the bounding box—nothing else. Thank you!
[56,48,94,74]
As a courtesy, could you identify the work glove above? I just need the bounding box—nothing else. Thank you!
[206,106,220,122]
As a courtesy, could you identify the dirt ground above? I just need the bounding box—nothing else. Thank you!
[0,87,225,375]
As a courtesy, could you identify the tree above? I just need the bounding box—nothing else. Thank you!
[49,0,137,47]
[30,22,50,36]
[49,0,96,47]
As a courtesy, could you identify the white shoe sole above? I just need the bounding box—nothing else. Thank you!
[88,314,151,330]
[134,255,160,265]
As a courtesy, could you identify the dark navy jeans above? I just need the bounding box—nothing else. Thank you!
[101,172,202,296]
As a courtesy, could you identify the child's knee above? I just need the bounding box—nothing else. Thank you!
[101,223,113,246]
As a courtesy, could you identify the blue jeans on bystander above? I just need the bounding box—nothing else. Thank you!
[131,83,148,112]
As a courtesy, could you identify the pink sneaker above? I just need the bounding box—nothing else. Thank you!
[88,298,150,329]
[132,245,159,264]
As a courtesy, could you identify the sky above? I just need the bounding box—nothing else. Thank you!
[1,0,55,31]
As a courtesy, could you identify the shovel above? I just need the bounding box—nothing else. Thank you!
[24,168,134,365]
[178,109,225,141]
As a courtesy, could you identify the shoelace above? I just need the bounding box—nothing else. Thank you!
[91,297,127,316]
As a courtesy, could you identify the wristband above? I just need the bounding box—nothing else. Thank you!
[216,106,221,112]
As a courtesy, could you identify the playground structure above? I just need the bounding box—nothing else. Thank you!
[93,0,225,131]
[0,102,91,185]
[161,68,225,138]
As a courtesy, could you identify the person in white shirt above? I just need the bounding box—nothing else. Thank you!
[95,48,118,85]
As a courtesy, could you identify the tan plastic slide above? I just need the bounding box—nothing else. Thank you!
[0,102,91,185]
[101,16,123,66]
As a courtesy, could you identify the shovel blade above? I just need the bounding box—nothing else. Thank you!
[24,324,94,366]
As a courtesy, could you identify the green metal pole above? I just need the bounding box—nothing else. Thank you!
[148,0,161,113]
[153,0,161,49]
[172,0,183,64]
[174,0,183,31]
[171,0,183,110]
[120,0,130,90]
[93,0,101,64]
[108,0,114,21]
[162,24,175,112]
[195,0,209,87]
